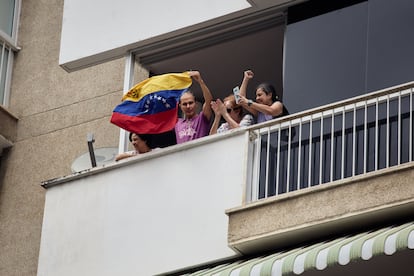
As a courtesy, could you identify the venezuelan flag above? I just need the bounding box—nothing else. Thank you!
[110,72,192,134]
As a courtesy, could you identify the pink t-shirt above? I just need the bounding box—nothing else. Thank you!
[175,112,210,144]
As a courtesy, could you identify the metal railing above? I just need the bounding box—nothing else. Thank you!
[248,82,414,201]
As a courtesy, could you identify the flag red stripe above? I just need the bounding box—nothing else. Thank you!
[111,108,178,134]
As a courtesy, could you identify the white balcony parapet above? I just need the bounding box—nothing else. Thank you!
[38,130,250,276]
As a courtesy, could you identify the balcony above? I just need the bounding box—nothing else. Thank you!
[38,82,414,275]
[0,105,17,154]
[230,81,414,254]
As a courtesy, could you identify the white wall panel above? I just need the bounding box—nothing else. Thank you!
[59,0,250,69]
[38,132,248,276]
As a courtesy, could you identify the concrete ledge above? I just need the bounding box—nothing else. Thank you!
[41,128,249,188]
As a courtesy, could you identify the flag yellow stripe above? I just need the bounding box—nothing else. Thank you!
[122,72,192,102]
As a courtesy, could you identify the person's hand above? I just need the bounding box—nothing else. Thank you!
[211,99,226,115]
[211,100,220,116]
[244,70,254,80]
[188,70,202,83]
[238,95,248,107]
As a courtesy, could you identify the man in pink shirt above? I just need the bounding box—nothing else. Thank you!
[175,71,213,143]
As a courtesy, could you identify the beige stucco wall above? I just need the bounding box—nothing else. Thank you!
[0,1,146,275]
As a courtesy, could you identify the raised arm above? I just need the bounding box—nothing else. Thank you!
[189,71,213,120]
[239,70,254,97]
[238,70,257,116]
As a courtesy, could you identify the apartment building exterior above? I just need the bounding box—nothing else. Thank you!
[1,0,414,275]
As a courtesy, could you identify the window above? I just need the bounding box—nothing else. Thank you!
[0,0,20,106]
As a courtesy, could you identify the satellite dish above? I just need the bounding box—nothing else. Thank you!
[71,147,118,173]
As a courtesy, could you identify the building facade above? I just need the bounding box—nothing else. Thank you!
[0,0,131,275]
[1,0,414,275]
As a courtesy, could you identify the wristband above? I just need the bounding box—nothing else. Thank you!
[247,99,253,107]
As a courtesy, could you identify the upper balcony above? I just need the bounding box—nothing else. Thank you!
[0,104,18,155]
[38,82,414,276]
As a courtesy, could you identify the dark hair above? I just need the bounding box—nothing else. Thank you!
[129,132,154,148]
[256,82,279,102]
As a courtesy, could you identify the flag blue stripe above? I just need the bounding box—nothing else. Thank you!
[113,89,186,116]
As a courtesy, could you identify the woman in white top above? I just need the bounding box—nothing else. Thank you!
[210,94,254,135]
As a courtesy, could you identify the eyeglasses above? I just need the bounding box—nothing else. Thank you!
[227,107,241,113]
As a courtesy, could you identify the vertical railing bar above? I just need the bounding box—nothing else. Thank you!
[341,107,345,179]
[352,104,356,176]
[308,118,313,187]
[245,133,254,203]
[375,98,379,171]
[286,122,292,191]
[363,101,367,174]
[252,132,262,201]
[398,91,401,165]
[386,94,390,168]
[265,128,271,197]
[410,89,413,162]
[330,111,334,182]
[297,119,302,190]
[319,113,323,185]
[276,125,281,195]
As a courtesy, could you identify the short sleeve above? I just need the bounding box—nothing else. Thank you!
[240,114,254,127]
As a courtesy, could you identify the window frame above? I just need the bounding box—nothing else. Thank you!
[0,0,21,107]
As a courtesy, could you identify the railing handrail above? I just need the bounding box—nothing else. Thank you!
[247,81,414,132]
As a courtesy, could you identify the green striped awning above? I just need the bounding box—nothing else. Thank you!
[183,221,414,276]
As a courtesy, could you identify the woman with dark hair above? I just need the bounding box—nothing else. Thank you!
[115,132,154,161]
[238,70,289,123]
[209,94,253,134]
